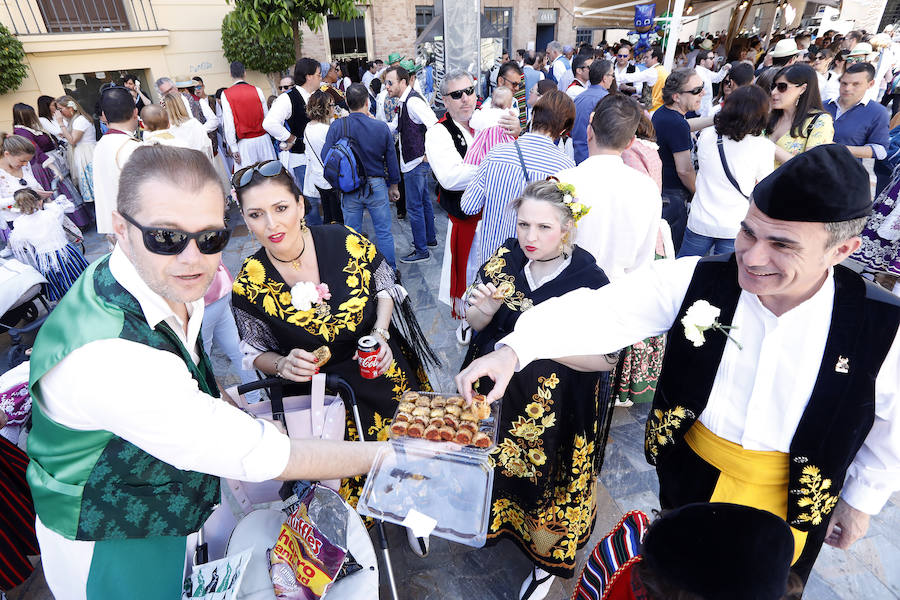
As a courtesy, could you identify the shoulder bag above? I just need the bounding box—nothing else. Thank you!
[224,373,345,513]
[716,134,748,199]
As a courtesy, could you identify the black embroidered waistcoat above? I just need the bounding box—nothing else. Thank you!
[646,254,900,530]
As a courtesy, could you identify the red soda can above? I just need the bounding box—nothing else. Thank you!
[357,336,381,379]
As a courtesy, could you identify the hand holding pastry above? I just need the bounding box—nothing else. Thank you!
[467,283,503,318]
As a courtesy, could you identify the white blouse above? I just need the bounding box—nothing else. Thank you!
[9,198,74,272]
[0,163,44,221]
[66,115,96,145]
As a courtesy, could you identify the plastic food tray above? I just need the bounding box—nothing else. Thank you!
[388,391,502,452]
[356,442,494,548]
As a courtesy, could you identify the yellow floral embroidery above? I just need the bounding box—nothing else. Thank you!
[480,246,535,312]
[489,435,598,564]
[232,233,374,342]
[490,374,558,484]
[795,465,839,526]
[644,405,696,462]
[346,235,366,259]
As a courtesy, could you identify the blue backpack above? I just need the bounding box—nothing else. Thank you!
[323,117,368,194]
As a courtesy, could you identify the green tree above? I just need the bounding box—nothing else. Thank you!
[221,9,295,92]
[227,0,361,59]
[0,24,28,95]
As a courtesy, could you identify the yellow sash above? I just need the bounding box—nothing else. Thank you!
[684,421,807,564]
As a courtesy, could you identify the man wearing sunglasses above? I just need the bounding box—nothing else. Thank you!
[385,64,439,263]
[614,43,640,96]
[26,145,384,599]
[425,70,479,344]
[652,68,704,252]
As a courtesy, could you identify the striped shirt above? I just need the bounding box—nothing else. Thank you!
[461,132,574,266]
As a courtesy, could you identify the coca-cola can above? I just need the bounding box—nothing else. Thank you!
[357,336,381,379]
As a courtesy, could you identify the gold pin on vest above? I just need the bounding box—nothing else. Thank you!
[835,356,850,374]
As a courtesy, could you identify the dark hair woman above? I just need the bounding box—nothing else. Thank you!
[679,85,777,257]
[12,103,82,206]
[301,90,342,224]
[230,160,438,541]
[766,64,833,166]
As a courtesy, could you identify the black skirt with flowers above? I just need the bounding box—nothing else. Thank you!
[461,239,611,577]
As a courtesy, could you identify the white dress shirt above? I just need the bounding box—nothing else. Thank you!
[90,131,140,234]
[35,246,290,597]
[696,65,729,117]
[555,154,661,281]
[552,57,569,82]
[392,86,438,173]
[501,257,900,515]
[425,118,475,192]
[618,65,660,87]
[263,85,312,170]
[615,64,643,94]
[566,81,588,100]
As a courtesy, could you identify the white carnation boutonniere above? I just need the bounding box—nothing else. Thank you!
[290,282,331,312]
[681,300,742,350]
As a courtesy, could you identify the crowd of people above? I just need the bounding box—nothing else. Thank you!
[2,23,900,600]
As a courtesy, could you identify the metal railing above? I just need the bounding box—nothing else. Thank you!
[4,0,159,35]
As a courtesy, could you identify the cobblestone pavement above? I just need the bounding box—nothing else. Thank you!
[6,193,899,600]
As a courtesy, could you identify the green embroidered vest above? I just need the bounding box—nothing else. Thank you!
[26,256,220,541]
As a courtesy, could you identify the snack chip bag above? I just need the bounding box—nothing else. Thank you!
[269,485,348,599]
[182,549,252,599]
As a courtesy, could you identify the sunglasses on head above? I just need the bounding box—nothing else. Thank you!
[680,85,704,95]
[232,160,286,189]
[446,86,475,100]
[771,81,799,93]
[121,212,231,256]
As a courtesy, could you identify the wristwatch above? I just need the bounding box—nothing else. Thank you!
[372,327,390,342]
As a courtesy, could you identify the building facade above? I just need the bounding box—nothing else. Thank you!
[0,0,587,131]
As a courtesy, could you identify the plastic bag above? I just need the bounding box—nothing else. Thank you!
[269,485,349,599]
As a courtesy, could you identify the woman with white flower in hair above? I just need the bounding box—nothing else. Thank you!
[54,95,96,199]
[229,160,438,509]
[461,179,615,599]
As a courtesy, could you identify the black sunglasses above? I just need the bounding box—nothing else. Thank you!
[232,160,285,189]
[18,178,27,186]
[680,85,704,95]
[771,81,800,93]
[279,85,293,90]
[617,54,630,58]
[446,86,475,100]
[121,212,231,255]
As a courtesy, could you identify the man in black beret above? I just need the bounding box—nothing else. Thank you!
[458,144,900,588]
[574,502,798,600]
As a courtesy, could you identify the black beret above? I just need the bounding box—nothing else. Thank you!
[752,143,872,222]
[641,503,794,600]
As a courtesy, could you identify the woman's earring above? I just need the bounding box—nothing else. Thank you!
[300,217,308,232]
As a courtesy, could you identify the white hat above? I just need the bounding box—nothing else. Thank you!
[848,42,873,57]
[770,38,800,58]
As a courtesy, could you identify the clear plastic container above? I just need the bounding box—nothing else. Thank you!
[388,391,501,451]
[356,440,495,548]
